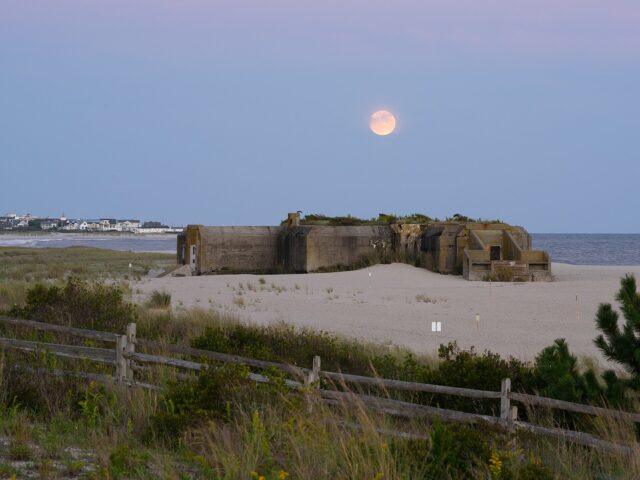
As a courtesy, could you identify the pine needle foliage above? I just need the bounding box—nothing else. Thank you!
[594,274,640,389]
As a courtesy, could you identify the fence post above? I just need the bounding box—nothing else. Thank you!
[115,334,128,383]
[306,356,321,413]
[510,406,518,423]
[500,378,512,427]
[306,355,321,386]
[126,323,136,381]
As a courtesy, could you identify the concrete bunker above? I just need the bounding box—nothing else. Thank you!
[178,213,551,281]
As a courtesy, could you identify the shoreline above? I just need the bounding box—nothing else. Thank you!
[0,231,178,237]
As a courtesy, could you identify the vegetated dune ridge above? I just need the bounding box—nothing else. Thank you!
[135,263,640,361]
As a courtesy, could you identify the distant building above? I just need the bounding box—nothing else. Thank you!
[0,212,177,234]
[115,220,141,232]
[142,221,167,229]
[99,219,118,231]
[0,217,17,229]
[40,218,60,230]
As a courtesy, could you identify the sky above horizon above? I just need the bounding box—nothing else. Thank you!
[1,1,639,232]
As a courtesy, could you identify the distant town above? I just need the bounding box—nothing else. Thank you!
[0,213,183,234]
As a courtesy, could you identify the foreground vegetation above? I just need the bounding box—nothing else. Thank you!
[0,246,639,478]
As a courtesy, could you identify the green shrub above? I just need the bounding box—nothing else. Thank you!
[191,323,378,373]
[8,277,136,332]
[534,339,607,404]
[151,363,291,441]
[595,274,640,391]
[293,212,435,226]
[413,342,537,415]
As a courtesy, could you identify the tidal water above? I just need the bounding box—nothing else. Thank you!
[532,234,640,266]
[0,233,177,253]
[0,233,638,265]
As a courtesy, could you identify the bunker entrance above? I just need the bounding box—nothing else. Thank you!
[490,245,501,261]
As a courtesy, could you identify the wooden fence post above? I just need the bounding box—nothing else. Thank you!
[510,406,518,423]
[500,378,511,427]
[126,323,136,381]
[116,334,128,383]
[307,355,321,386]
[306,356,321,413]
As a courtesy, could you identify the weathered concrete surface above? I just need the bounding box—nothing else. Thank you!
[284,225,393,272]
[187,226,285,274]
[391,223,425,258]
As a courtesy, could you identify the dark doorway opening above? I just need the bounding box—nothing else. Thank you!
[490,245,501,261]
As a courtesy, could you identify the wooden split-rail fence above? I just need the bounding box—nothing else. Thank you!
[0,316,638,456]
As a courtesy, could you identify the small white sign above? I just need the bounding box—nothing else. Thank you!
[431,321,442,332]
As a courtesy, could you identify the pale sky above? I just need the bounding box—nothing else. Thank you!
[1,1,639,232]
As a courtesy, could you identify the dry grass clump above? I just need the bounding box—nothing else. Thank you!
[145,290,172,309]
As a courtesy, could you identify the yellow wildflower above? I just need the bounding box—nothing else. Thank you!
[489,448,502,478]
[278,471,290,480]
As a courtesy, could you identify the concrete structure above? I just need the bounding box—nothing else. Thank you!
[420,222,550,281]
[178,213,551,281]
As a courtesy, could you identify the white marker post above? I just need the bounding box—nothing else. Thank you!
[368,271,372,289]
[475,313,480,331]
[431,321,442,350]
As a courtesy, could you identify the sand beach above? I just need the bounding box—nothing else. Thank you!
[134,263,640,361]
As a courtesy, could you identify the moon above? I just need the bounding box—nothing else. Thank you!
[369,110,396,136]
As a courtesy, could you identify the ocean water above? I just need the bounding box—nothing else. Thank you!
[532,234,640,266]
[1,233,638,265]
[0,234,177,253]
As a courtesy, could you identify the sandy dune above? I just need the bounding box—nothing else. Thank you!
[134,263,640,361]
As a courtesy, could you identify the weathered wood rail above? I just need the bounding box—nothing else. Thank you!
[0,316,637,456]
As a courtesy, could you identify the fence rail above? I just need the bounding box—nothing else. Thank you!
[509,392,640,423]
[0,316,119,342]
[0,315,637,456]
[136,339,309,377]
[320,370,502,399]
[0,337,116,364]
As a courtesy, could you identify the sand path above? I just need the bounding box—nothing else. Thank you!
[134,263,640,360]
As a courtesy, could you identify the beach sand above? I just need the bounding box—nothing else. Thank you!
[134,263,640,361]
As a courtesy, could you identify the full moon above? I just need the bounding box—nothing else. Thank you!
[369,110,396,136]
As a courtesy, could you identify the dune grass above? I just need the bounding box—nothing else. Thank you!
[0,246,175,312]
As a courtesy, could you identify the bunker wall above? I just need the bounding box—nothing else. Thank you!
[197,226,284,274]
[304,226,392,272]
